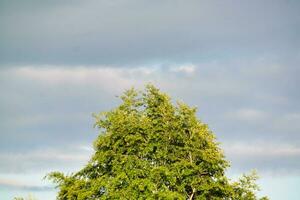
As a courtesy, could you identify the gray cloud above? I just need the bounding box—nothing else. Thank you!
[0,61,299,175]
[0,0,299,66]
[0,2,299,198]
[0,146,92,173]
[223,142,300,175]
[0,182,52,192]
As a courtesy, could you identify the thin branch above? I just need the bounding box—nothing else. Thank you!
[188,188,196,200]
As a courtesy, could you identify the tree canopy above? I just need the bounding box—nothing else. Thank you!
[47,85,268,200]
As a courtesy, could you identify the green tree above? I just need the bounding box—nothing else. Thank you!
[47,85,268,200]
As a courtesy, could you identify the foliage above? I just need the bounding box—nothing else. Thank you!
[47,85,268,199]
[14,194,37,200]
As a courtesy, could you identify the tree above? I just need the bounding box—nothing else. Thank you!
[47,85,268,199]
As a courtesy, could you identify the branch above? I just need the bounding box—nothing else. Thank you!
[188,188,196,200]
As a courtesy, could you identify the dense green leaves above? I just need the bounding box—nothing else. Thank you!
[47,85,268,199]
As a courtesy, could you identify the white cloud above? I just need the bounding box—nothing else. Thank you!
[10,65,163,87]
[78,145,94,152]
[226,108,269,122]
[0,149,90,163]
[125,66,160,76]
[223,143,300,157]
[3,65,196,96]
[15,66,129,85]
[169,64,196,74]
[0,179,51,191]
[0,147,92,173]
[6,66,153,96]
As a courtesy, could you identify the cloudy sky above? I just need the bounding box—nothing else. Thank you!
[0,0,299,199]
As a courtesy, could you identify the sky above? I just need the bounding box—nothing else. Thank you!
[0,0,300,199]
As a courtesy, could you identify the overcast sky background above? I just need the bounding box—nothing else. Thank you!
[0,0,300,199]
